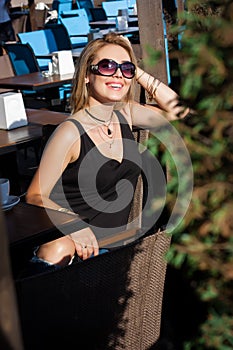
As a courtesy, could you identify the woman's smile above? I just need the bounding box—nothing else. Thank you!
[106,81,124,90]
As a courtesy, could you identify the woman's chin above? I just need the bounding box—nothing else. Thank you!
[90,92,126,105]
[107,94,125,103]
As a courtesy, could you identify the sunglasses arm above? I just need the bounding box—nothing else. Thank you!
[90,65,99,73]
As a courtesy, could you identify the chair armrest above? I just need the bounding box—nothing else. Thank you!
[7,202,140,249]
[35,54,52,59]
[99,227,141,248]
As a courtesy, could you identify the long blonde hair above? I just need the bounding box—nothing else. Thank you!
[70,33,137,114]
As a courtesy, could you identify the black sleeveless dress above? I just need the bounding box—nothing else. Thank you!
[50,111,142,236]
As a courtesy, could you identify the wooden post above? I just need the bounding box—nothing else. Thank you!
[177,0,185,15]
[93,0,103,7]
[0,209,23,350]
[136,0,168,84]
[28,0,37,31]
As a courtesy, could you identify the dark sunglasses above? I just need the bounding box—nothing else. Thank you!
[90,59,136,79]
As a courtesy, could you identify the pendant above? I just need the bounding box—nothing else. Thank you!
[100,125,113,138]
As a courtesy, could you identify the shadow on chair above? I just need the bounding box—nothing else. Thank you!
[44,23,73,50]
[89,7,108,21]
[3,42,41,75]
[15,229,170,350]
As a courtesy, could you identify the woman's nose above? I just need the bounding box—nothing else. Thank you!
[113,67,123,77]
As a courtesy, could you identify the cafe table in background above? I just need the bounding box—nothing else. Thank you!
[89,17,138,30]
[0,108,68,195]
[0,108,68,156]
[0,72,74,92]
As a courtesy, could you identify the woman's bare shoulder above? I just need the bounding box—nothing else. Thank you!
[54,115,82,141]
[115,102,152,128]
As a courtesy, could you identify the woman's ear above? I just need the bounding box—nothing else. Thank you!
[85,77,89,84]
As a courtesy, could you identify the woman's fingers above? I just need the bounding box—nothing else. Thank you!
[93,245,99,257]
[70,228,99,260]
[75,242,99,260]
[82,246,88,260]
[90,236,99,256]
[76,242,83,258]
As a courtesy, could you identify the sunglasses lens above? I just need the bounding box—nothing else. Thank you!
[121,62,135,78]
[98,59,117,76]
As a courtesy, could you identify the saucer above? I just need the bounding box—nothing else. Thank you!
[1,195,20,211]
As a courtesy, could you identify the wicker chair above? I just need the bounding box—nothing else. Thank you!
[14,129,171,350]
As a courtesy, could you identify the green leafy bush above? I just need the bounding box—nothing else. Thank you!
[148,0,233,348]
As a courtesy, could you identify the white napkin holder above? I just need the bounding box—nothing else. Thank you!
[51,50,75,76]
[116,9,128,30]
[0,92,28,130]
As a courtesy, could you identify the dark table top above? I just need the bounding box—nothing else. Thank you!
[36,47,83,59]
[5,202,81,248]
[101,26,139,36]
[0,108,68,155]
[5,201,138,249]
[89,17,138,29]
[0,72,74,91]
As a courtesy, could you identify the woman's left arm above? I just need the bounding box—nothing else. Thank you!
[135,67,189,120]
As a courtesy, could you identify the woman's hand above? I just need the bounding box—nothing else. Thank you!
[69,227,99,260]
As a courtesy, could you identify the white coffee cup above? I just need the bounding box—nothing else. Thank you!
[0,178,10,205]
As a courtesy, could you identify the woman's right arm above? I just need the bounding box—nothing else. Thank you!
[26,121,100,259]
[26,121,80,210]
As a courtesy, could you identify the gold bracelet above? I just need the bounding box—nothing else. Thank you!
[58,207,76,215]
[136,71,145,82]
[147,78,161,99]
[154,79,161,93]
[58,207,70,213]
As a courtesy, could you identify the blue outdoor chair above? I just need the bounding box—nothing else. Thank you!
[102,0,128,18]
[3,42,40,76]
[2,42,50,109]
[59,9,90,48]
[17,29,57,71]
[52,0,73,17]
[77,0,94,21]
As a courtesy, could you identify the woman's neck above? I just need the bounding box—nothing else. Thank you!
[86,99,115,122]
